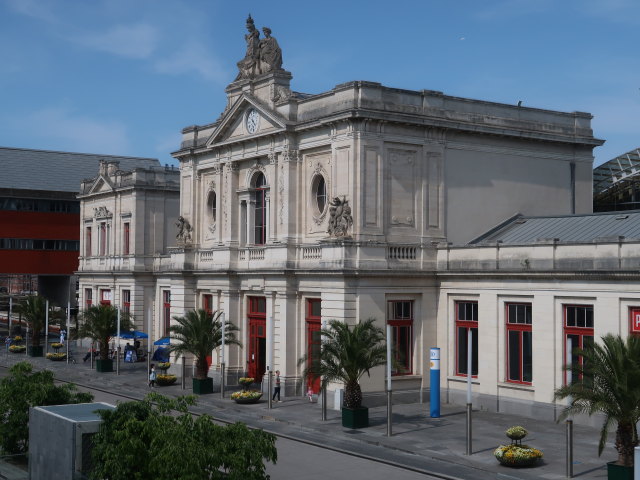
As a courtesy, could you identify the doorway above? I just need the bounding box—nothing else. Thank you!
[247,297,266,383]
[306,299,321,393]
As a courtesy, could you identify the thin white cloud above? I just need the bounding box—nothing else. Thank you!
[154,41,229,83]
[474,0,554,20]
[154,132,182,157]
[26,107,131,154]
[4,0,58,23]
[78,23,159,59]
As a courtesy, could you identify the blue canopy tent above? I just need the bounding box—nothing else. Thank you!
[118,330,149,339]
[153,336,170,345]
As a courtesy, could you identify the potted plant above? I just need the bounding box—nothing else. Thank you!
[167,309,241,395]
[554,334,640,480]
[156,362,176,386]
[299,318,387,429]
[46,352,66,361]
[8,345,25,353]
[51,342,64,352]
[231,390,262,404]
[494,426,543,467]
[15,295,60,357]
[77,305,132,373]
[238,377,254,388]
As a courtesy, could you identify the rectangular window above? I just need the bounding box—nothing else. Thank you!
[456,301,478,376]
[630,307,640,335]
[123,222,130,255]
[122,290,130,315]
[99,222,106,256]
[100,289,111,305]
[163,290,171,335]
[506,303,532,384]
[248,296,266,315]
[85,288,92,309]
[387,300,413,375]
[564,305,594,383]
[85,227,92,256]
[203,294,213,314]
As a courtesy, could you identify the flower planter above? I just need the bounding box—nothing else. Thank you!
[9,346,26,353]
[156,374,177,386]
[46,353,66,361]
[341,406,369,429]
[28,345,43,357]
[494,445,543,467]
[233,394,262,404]
[192,377,214,395]
[607,461,634,480]
[95,359,114,373]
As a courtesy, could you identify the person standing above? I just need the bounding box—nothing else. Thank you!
[59,329,66,344]
[272,370,281,402]
[149,364,156,388]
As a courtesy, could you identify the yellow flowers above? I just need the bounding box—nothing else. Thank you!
[231,390,262,400]
[46,353,66,361]
[494,444,543,466]
[156,374,177,386]
[8,345,26,353]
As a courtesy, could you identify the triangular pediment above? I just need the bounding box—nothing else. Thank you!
[206,94,289,147]
[87,175,115,195]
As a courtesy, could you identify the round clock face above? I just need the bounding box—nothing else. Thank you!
[246,109,259,134]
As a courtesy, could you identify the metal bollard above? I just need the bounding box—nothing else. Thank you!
[116,346,120,375]
[268,370,273,409]
[566,419,573,478]
[220,363,226,398]
[90,343,94,370]
[321,387,327,421]
[386,389,393,437]
[181,357,186,390]
[466,403,473,455]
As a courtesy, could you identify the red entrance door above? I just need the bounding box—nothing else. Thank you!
[306,299,322,393]
[247,297,266,383]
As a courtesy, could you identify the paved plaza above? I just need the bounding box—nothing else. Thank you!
[1,344,612,480]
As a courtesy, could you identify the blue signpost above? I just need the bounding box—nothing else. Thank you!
[430,347,440,418]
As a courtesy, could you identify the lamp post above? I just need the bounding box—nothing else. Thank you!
[116,307,121,375]
[386,324,392,437]
[45,300,49,355]
[220,312,226,398]
[466,328,473,456]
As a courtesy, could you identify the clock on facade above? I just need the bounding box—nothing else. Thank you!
[246,109,259,134]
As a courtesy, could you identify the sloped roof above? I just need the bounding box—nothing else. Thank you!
[470,211,640,245]
[0,146,160,193]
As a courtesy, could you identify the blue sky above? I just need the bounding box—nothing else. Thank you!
[1,0,638,167]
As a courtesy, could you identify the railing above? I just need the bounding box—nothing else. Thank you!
[248,248,265,261]
[199,250,214,262]
[302,247,322,259]
[387,246,417,260]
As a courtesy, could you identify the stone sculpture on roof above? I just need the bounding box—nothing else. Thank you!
[235,15,283,80]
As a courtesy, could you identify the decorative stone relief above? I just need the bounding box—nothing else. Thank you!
[93,206,111,219]
[283,149,299,163]
[279,161,285,225]
[175,216,193,245]
[271,84,291,103]
[327,196,353,238]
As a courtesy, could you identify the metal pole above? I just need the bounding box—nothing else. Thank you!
[90,342,94,370]
[181,356,186,390]
[220,312,225,398]
[66,301,70,364]
[8,297,12,336]
[45,300,49,355]
[116,307,121,375]
[466,328,473,455]
[25,321,28,356]
[321,319,327,421]
[386,324,392,437]
[146,304,152,376]
[268,368,273,409]
[566,419,574,478]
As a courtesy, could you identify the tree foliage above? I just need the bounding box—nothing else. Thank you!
[90,393,277,480]
[77,305,132,360]
[167,309,241,379]
[0,362,93,454]
[299,318,387,409]
[15,295,63,347]
[554,334,640,466]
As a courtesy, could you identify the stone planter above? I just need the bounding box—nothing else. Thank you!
[9,346,26,353]
[96,359,114,373]
[28,345,43,357]
[156,374,177,386]
[494,445,543,467]
[341,406,369,429]
[607,461,633,480]
[192,377,214,395]
[233,394,262,404]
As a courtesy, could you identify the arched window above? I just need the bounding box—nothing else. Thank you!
[207,191,217,225]
[312,174,327,215]
[253,172,267,245]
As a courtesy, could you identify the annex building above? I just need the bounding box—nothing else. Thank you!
[77,17,640,423]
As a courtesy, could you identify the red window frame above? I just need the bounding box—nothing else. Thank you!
[85,288,92,309]
[629,307,640,336]
[387,300,413,375]
[455,301,478,377]
[123,222,130,255]
[505,303,532,385]
[563,304,594,383]
[163,290,171,335]
[253,173,267,245]
[85,227,92,256]
[203,294,213,314]
[122,289,130,315]
[100,289,111,305]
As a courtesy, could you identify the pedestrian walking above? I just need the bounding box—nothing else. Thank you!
[272,370,281,402]
[59,329,66,344]
[148,364,156,388]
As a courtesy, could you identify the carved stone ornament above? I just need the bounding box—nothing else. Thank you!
[175,216,193,245]
[235,15,284,81]
[271,84,291,103]
[327,196,353,238]
[93,206,111,219]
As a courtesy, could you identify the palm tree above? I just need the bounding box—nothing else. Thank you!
[299,318,387,409]
[77,305,131,361]
[554,334,640,467]
[167,309,241,380]
[15,295,60,348]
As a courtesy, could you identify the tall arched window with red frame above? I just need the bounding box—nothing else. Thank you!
[162,290,171,335]
[505,303,532,384]
[122,289,130,316]
[84,288,92,309]
[564,304,594,383]
[306,298,321,393]
[202,294,213,314]
[253,172,267,245]
[387,300,413,375]
[455,301,478,376]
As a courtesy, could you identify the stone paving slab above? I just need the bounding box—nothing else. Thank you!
[1,349,612,479]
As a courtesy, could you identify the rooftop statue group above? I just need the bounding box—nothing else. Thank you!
[236,15,283,81]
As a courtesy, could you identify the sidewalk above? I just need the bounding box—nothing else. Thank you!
[1,350,610,480]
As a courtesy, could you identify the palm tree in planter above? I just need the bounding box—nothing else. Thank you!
[299,318,387,428]
[15,295,61,357]
[167,309,241,395]
[77,305,131,372]
[554,334,640,478]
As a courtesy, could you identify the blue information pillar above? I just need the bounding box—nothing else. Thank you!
[430,347,440,418]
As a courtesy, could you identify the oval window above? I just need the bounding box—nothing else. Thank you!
[312,175,327,215]
[208,191,217,223]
